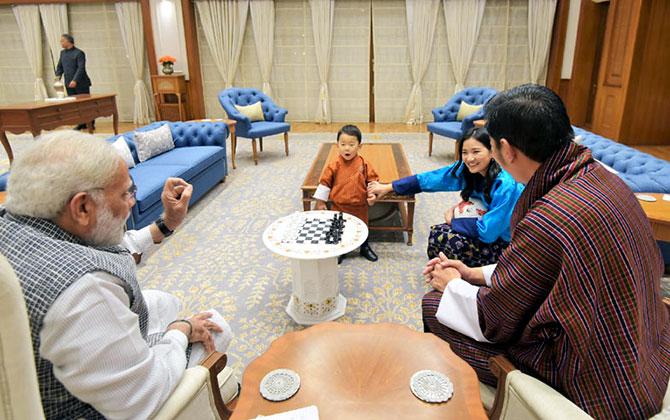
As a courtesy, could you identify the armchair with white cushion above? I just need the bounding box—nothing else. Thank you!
[0,254,238,420]
[482,352,670,420]
[218,88,290,168]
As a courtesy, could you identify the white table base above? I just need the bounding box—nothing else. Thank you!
[286,257,346,325]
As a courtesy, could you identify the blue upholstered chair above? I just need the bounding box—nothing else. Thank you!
[427,87,497,156]
[218,88,290,167]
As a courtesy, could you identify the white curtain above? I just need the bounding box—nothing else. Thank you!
[195,0,249,89]
[528,0,557,85]
[250,0,275,98]
[12,5,48,101]
[309,0,334,123]
[403,0,439,124]
[114,2,151,124]
[39,4,68,73]
[443,0,485,93]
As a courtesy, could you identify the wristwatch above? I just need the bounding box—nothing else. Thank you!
[155,217,174,237]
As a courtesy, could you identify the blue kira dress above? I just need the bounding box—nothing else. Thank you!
[393,163,524,266]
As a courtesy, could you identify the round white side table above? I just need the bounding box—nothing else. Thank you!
[262,211,368,325]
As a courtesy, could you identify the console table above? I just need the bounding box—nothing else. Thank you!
[151,75,189,121]
[0,94,118,164]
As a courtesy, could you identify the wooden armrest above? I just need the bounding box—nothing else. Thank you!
[488,355,517,420]
[200,352,234,420]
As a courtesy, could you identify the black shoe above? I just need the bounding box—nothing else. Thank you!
[360,241,378,262]
[73,124,85,131]
[338,254,345,264]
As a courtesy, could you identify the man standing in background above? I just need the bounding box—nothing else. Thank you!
[55,33,93,130]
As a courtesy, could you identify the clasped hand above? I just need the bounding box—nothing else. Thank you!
[423,252,478,292]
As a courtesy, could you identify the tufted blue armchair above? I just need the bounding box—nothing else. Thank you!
[427,87,497,156]
[218,88,290,167]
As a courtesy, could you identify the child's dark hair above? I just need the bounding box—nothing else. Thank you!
[450,127,501,204]
[337,125,362,143]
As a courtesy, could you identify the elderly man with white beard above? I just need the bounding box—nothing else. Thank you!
[0,131,233,419]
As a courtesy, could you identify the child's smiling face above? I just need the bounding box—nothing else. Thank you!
[337,133,361,161]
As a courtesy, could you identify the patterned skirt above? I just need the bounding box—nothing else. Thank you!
[427,223,508,267]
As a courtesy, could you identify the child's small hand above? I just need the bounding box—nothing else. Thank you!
[314,200,327,211]
[367,193,377,207]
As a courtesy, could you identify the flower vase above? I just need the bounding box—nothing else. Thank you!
[162,63,174,75]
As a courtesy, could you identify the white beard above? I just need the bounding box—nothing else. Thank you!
[84,202,127,247]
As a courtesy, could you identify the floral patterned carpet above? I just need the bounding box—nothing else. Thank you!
[2,131,668,379]
[134,132,460,375]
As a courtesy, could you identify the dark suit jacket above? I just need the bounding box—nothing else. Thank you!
[55,47,91,89]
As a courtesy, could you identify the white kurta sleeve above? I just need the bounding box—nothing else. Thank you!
[121,225,156,255]
[40,272,188,420]
[482,264,497,287]
[435,279,492,343]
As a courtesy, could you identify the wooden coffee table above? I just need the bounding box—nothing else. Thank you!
[302,143,416,245]
[637,193,670,241]
[231,323,487,419]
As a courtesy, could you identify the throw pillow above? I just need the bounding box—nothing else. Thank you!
[134,124,175,162]
[234,101,265,122]
[111,137,135,168]
[456,101,484,121]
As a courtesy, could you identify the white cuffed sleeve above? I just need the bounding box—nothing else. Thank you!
[435,279,491,343]
[313,184,331,202]
[482,264,497,287]
[122,226,156,255]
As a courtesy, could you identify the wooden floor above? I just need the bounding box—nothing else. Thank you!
[98,121,430,134]
[95,121,670,161]
[635,146,670,162]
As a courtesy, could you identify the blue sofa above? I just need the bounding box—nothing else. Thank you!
[109,121,229,229]
[0,122,228,230]
[427,87,497,156]
[574,127,670,193]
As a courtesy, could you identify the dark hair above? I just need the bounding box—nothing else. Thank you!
[451,127,501,204]
[337,124,362,143]
[62,33,74,44]
[485,83,573,162]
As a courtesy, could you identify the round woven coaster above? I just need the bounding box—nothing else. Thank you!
[260,369,301,402]
[410,370,453,403]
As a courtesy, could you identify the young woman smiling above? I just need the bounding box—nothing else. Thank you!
[368,128,524,266]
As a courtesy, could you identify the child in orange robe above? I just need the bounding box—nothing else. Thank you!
[313,125,379,262]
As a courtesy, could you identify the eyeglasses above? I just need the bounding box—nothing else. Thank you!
[124,183,137,201]
[86,181,137,201]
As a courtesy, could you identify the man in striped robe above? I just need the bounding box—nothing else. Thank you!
[422,84,670,419]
